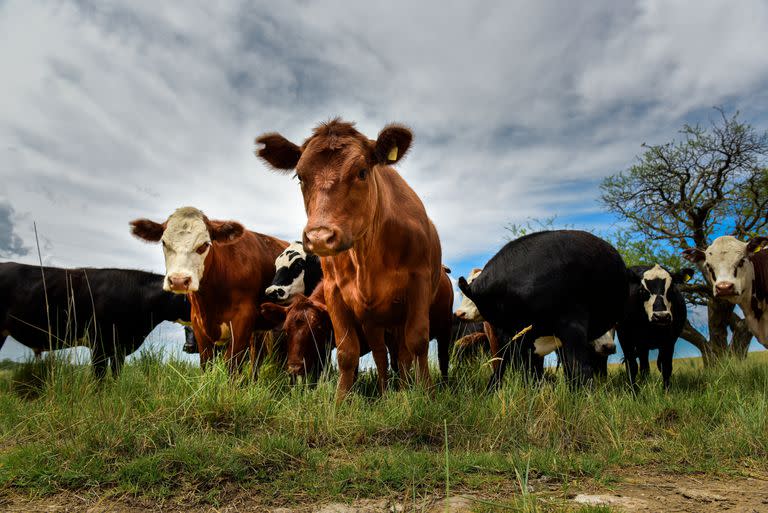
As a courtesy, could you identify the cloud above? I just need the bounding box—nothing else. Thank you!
[0,0,767,277]
[0,203,29,258]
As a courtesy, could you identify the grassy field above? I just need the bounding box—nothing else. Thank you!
[0,349,766,511]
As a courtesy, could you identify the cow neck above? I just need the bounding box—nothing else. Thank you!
[750,250,768,306]
[347,164,385,282]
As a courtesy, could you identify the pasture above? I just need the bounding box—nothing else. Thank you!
[0,348,766,512]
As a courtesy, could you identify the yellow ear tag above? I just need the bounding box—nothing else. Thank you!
[684,273,692,282]
[754,245,765,254]
[387,146,398,162]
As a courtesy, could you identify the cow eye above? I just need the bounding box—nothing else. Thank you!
[358,168,368,180]
[706,264,715,276]
[639,288,651,300]
[195,242,210,255]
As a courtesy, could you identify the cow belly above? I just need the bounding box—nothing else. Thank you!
[533,336,562,356]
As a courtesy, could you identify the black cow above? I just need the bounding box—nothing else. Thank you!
[618,264,691,390]
[0,262,190,378]
[264,241,322,303]
[458,230,629,388]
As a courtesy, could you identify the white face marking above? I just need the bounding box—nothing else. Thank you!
[703,236,752,303]
[161,207,211,293]
[591,329,616,355]
[641,265,673,322]
[265,241,307,303]
[455,268,483,321]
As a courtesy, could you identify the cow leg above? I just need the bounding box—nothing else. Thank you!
[91,344,108,381]
[110,351,126,379]
[363,324,389,395]
[486,329,511,392]
[226,316,256,375]
[404,282,433,390]
[554,319,593,386]
[436,327,450,383]
[620,337,639,389]
[327,288,362,403]
[657,344,673,390]
[193,322,215,370]
[638,348,650,379]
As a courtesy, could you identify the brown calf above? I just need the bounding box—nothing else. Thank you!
[257,119,444,401]
[130,207,288,373]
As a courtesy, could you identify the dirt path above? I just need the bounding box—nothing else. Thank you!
[2,471,767,512]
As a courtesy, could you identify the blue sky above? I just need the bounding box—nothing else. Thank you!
[2,1,768,362]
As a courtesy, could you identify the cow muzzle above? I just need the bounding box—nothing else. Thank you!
[651,311,672,325]
[303,226,345,256]
[287,362,306,376]
[264,286,287,302]
[167,273,193,293]
[714,282,737,297]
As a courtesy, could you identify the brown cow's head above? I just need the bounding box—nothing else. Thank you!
[130,207,245,293]
[261,294,331,379]
[255,119,412,256]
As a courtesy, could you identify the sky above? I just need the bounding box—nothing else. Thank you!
[2,0,768,362]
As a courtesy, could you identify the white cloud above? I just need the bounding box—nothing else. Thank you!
[1,0,767,276]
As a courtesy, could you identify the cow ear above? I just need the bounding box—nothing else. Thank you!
[373,123,412,165]
[130,219,165,242]
[627,269,642,284]
[255,133,302,171]
[746,236,768,255]
[209,221,245,244]
[682,248,705,263]
[261,303,289,324]
[672,268,695,284]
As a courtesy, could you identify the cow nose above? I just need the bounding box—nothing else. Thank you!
[715,282,735,296]
[287,363,305,375]
[264,287,282,301]
[455,311,466,320]
[651,312,672,324]
[168,274,192,292]
[303,226,338,254]
[598,343,617,355]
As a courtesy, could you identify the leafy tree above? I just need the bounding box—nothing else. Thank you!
[601,108,768,364]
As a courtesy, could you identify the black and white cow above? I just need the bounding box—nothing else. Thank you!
[618,265,691,389]
[458,230,628,388]
[264,241,323,304]
[0,262,191,378]
[683,235,768,348]
[455,265,617,378]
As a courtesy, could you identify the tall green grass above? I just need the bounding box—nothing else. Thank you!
[0,350,765,508]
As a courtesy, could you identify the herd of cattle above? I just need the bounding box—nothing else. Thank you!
[1,119,767,400]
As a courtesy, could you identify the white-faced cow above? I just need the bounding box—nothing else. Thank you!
[458,230,629,388]
[618,265,691,389]
[264,241,323,304]
[683,235,768,348]
[130,207,289,373]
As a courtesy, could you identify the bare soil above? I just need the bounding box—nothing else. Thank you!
[2,470,767,512]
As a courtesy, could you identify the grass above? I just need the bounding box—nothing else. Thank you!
[0,349,765,511]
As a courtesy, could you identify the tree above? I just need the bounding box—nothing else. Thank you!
[601,108,768,364]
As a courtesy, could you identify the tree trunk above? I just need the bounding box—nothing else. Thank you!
[728,313,753,360]
[680,320,714,367]
[707,299,735,359]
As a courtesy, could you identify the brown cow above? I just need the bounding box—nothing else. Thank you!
[257,119,444,401]
[130,207,288,373]
[262,269,454,385]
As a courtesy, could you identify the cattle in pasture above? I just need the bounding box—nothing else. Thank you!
[130,207,289,373]
[256,119,444,401]
[458,230,629,389]
[618,265,691,389]
[684,235,768,348]
[264,241,323,304]
[0,262,190,378]
[262,268,455,385]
